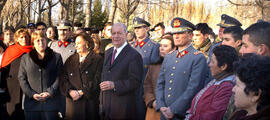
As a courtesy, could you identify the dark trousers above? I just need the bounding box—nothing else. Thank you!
[25,111,59,120]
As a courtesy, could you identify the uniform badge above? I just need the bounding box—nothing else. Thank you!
[173,19,181,28]
[58,41,63,47]
[176,50,188,58]
[63,41,69,47]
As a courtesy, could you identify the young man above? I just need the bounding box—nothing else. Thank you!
[151,22,165,43]
[36,22,47,36]
[239,21,270,56]
[193,23,212,59]
[131,17,161,120]
[156,17,210,120]
[221,26,243,51]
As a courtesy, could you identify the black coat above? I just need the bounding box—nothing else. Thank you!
[60,51,103,120]
[101,44,143,120]
[18,48,63,111]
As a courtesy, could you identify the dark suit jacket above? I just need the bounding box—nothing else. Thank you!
[101,44,143,120]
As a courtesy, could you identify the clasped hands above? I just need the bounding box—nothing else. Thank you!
[160,107,174,120]
[33,92,51,101]
[100,81,115,91]
[69,90,84,101]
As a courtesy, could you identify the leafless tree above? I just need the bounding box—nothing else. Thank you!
[85,0,92,27]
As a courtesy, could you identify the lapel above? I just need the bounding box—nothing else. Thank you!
[79,51,95,72]
[110,44,130,68]
[104,47,113,66]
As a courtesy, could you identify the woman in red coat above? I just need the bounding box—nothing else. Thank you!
[185,45,238,120]
[1,28,32,120]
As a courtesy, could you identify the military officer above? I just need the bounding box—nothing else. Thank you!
[131,17,161,120]
[156,17,210,120]
[193,23,212,59]
[208,14,242,63]
[50,20,76,63]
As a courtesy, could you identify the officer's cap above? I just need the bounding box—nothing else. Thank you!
[133,17,150,28]
[57,20,72,30]
[217,14,242,28]
[171,17,195,34]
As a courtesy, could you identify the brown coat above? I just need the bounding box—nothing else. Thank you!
[60,52,103,120]
[143,63,162,120]
[2,57,25,119]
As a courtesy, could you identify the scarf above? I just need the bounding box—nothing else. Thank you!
[1,43,32,68]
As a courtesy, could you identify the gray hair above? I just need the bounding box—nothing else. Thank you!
[111,22,128,33]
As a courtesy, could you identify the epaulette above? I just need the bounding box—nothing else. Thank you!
[169,50,176,55]
[194,51,203,55]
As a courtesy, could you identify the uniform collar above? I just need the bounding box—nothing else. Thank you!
[135,37,150,48]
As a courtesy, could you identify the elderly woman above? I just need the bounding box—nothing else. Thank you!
[0,28,32,120]
[229,54,270,120]
[18,31,63,120]
[185,45,239,120]
[60,33,103,120]
[144,34,175,120]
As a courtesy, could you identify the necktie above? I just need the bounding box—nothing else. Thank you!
[111,49,117,65]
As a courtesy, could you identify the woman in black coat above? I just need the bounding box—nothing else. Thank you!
[60,33,103,120]
[18,31,63,120]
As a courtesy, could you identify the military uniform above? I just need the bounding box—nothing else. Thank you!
[50,39,76,63]
[155,17,210,120]
[131,17,161,120]
[208,14,242,62]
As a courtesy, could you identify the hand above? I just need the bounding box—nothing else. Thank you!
[40,92,51,99]
[33,94,45,101]
[100,81,115,91]
[152,100,157,109]
[69,90,81,101]
[160,107,168,118]
[165,107,174,119]
[160,107,174,120]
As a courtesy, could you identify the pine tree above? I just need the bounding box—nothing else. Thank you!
[91,0,108,28]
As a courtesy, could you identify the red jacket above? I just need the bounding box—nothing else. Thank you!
[186,77,234,120]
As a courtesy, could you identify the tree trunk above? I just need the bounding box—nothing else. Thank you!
[108,0,117,23]
[85,0,92,27]
[27,0,31,23]
[47,0,52,26]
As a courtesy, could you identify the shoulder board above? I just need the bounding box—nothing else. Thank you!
[169,50,177,55]
[194,51,203,55]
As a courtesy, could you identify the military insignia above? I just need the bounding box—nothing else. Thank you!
[139,41,145,47]
[194,51,202,55]
[180,50,188,57]
[173,19,181,28]
[135,40,139,47]
[63,41,69,47]
[58,41,63,47]
[134,21,138,25]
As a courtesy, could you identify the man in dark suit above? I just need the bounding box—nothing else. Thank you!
[100,23,143,120]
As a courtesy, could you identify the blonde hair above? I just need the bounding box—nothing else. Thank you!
[31,31,47,46]
[14,28,30,43]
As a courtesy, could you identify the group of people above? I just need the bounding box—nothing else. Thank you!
[0,13,270,120]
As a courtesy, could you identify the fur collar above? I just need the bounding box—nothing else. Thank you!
[29,47,54,68]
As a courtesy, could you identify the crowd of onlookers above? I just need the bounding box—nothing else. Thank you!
[0,13,270,120]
